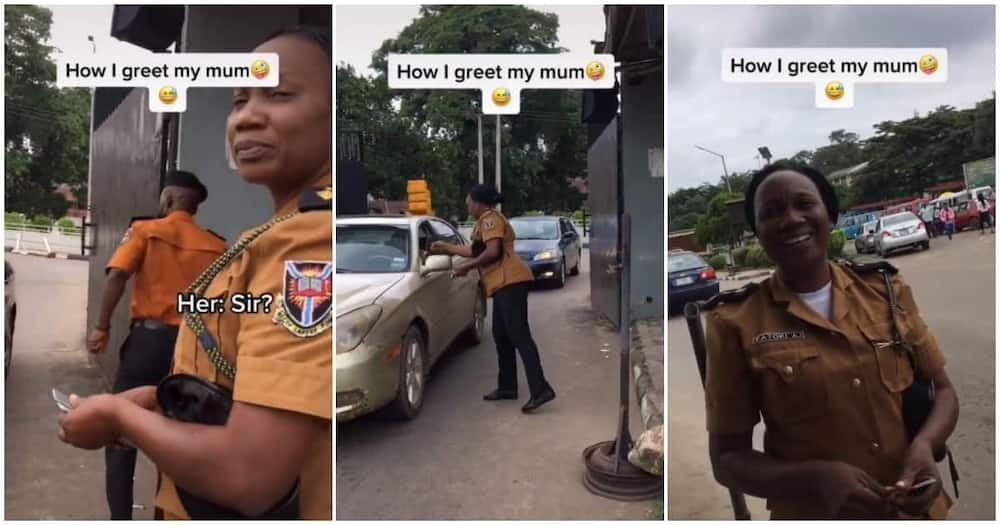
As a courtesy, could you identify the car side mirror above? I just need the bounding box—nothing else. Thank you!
[421,254,452,276]
[562,231,574,239]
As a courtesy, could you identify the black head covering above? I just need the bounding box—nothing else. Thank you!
[165,170,208,203]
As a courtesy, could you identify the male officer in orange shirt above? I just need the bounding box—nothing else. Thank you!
[86,170,226,520]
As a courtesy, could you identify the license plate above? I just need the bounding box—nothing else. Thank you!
[674,277,695,286]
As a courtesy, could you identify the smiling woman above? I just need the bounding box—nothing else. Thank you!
[700,162,959,519]
[58,25,333,520]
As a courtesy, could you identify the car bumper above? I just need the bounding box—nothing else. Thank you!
[336,340,400,423]
[668,280,720,309]
[526,258,562,279]
[882,231,929,252]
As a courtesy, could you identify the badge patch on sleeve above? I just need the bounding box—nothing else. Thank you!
[482,218,496,230]
[273,261,333,337]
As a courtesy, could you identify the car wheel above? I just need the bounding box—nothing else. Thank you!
[387,325,426,420]
[922,241,930,250]
[968,217,979,231]
[555,259,566,288]
[570,248,581,276]
[462,290,486,345]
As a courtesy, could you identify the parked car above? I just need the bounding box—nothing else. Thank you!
[874,212,929,257]
[336,216,486,422]
[5,260,15,377]
[509,216,582,288]
[667,251,719,316]
[854,220,879,254]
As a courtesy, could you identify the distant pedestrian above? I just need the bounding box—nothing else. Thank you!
[941,204,956,240]
[976,193,994,234]
[919,205,936,238]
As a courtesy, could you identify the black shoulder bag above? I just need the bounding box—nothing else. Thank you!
[881,270,960,498]
[156,212,301,519]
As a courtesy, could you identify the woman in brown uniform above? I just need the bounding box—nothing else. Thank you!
[58,26,332,519]
[431,184,556,412]
[704,162,958,519]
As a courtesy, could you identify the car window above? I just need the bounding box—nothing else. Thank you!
[668,254,706,271]
[337,224,410,273]
[883,213,917,226]
[429,219,462,244]
[511,220,559,240]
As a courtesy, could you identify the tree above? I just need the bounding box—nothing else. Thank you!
[695,191,742,248]
[5,5,90,217]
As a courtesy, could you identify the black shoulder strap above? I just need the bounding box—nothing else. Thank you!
[206,229,226,243]
[843,257,898,275]
[129,216,156,225]
[701,282,760,311]
[299,186,332,213]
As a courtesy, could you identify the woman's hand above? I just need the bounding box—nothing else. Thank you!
[453,263,472,278]
[814,461,894,518]
[58,394,124,450]
[888,438,942,515]
[429,241,452,255]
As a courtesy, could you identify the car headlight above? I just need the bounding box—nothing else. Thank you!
[336,305,382,354]
[533,250,559,261]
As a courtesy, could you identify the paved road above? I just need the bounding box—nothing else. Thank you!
[336,252,662,520]
[4,255,157,520]
[668,231,995,519]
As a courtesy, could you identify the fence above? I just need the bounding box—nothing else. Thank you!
[4,223,87,258]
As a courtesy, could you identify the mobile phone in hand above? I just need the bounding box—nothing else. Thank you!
[908,478,937,492]
[52,388,72,412]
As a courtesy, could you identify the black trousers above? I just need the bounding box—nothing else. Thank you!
[106,324,178,520]
[492,282,552,398]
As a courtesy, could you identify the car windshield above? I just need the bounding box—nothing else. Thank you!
[511,220,559,240]
[336,225,410,273]
[668,254,705,271]
[883,213,917,227]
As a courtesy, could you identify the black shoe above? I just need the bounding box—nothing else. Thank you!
[521,389,556,412]
[483,389,518,401]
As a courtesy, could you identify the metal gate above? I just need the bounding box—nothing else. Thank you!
[587,116,621,327]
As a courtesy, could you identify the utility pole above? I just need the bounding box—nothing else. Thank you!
[695,145,731,193]
[86,35,96,215]
[477,113,484,185]
[495,114,501,211]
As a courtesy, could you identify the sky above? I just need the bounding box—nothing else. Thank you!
[668,4,996,192]
[48,5,156,59]
[336,4,605,76]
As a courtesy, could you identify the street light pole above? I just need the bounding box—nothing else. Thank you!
[86,36,96,228]
[477,112,484,185]
[495,114,501,212]
[695,145,732,193]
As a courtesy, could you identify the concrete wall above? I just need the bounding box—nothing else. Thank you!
[621,69,664,320]
[177,6,305,242]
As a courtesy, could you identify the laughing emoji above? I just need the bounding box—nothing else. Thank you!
[492,87,511,107]
[158,85,178,104]
[585,61,606,81]
[824,81,845,101]
[251,59,270,80]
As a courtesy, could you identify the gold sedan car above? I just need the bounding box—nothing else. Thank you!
[336,216,486,422]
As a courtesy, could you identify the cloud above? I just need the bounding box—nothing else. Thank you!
[668,4,995,191]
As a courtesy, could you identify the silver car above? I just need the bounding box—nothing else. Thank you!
[874,212,930,257]
[336,216,486,422]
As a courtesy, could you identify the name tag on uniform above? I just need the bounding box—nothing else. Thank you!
[753,331,805,344]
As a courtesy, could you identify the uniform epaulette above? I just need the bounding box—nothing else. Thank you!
[841,257,898,275]
[129,216,156,225]
[207,229,226,243]
[700,282,760,311]
[299,185,332,212]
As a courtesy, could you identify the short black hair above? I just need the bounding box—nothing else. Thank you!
[468,184,504,206]
[744,161,839,233]
[257,25,331,61]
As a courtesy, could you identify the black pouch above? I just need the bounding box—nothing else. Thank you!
[882,272,960,497]
[157,374,302,519]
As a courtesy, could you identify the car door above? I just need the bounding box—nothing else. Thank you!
[414,220,453,358]
[560,218,580,269]
[428,219,475,352]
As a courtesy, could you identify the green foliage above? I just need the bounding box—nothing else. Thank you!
[746,243,773,268]
[707,254,728,270]
[55,217,76,234]
[5,212,26,226]
[695,191,742,248]
[828,229,846,257]
[30,215,53,228]
[338,6,587,220]
[731,246,750,267]
[5,5,90,217]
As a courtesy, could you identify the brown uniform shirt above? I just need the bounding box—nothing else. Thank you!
[107,211,227,326]
[704,262,950,519]
[155,189,332,519]
[472,209,533,297]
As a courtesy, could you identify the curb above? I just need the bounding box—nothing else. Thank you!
[4,246,89,261]
[628,320,664,476]
[720,269,772,281]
